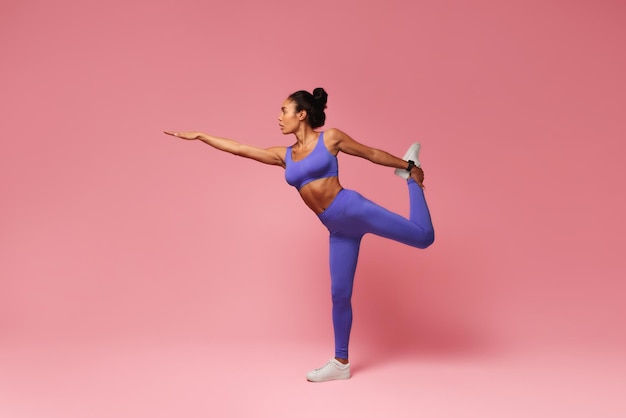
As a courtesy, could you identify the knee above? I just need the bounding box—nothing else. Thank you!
[417,229,435,249]
[331,286,353,307]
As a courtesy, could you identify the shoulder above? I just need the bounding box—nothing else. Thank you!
[321,128,349,147]
[322,128,345,140]
[320,128,342,154]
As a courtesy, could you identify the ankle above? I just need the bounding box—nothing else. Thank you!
[335,357,349,364]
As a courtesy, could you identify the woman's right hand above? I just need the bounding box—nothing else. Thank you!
[164,131,201,140]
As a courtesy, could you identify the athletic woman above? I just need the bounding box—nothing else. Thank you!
[164,88,434,382]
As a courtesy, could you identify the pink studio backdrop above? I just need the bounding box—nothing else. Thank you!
[1,0,625,387]
[1,0,624,351]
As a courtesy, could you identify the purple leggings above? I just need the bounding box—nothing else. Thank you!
[317,179,434,359]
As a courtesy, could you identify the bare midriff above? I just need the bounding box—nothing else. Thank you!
[298,176,343,214]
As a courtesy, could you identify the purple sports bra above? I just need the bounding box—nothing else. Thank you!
[285,132,339,190]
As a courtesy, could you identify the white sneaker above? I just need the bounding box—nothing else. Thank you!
[394,142,421,179]
[306,359,351,382]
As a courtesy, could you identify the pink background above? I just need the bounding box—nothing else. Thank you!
[1,0,625,416]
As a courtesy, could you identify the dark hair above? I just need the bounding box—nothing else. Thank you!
[288,87,328,129]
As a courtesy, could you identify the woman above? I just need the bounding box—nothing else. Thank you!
[164,87,434,382]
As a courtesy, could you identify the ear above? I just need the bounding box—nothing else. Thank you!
[298,110,307,121]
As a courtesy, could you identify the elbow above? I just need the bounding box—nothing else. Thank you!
[230,142,245,156]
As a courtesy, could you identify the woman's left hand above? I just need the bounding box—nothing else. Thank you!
[410,166,425,189]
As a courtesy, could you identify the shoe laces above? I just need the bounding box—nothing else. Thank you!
[314,360,335,372]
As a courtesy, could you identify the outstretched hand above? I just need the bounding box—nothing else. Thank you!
[410,166,425,189]
[164,131,201,140]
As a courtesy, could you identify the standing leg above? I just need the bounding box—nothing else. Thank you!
[306,233,360,383]
[329,234,362,360]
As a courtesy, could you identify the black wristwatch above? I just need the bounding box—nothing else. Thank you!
[405,160,416,172]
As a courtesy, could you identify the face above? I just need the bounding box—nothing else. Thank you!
[278,99,305,134]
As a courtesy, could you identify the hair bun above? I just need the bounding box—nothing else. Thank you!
[312,87,328,108]
[287,88,328,129]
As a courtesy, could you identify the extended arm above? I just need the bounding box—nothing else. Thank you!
[326,128,425,187]
[164,131,285,167]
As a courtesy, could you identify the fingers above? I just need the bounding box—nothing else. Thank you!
[411,167,425,189]
[164,131,178,137]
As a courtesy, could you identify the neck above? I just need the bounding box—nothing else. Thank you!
[295,126,317,146]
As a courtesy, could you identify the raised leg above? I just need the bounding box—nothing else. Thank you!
[355,181,434,248]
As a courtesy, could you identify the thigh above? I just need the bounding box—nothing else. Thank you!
[358,197,426,247]
[328,235,361,299]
